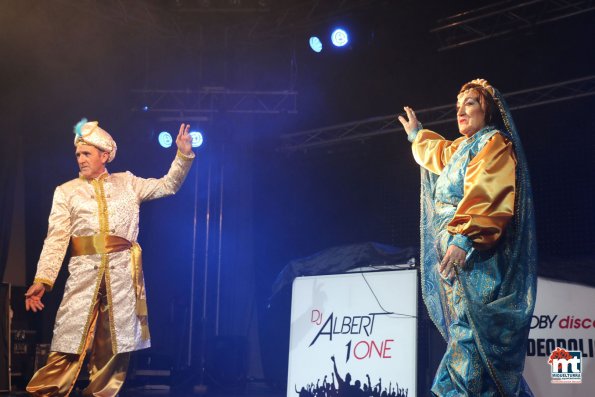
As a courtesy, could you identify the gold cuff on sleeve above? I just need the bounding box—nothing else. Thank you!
[176,149,195,161]
[34,278,54,291]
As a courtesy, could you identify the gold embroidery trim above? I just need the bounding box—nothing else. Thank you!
[418,171,448,341]
[92,179,109,233]
[103,261,118,354]
[76,178,119,353]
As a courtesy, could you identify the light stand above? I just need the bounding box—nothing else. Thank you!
[193,164,212,394]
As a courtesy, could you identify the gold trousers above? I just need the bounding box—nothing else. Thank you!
[27,276,130,397]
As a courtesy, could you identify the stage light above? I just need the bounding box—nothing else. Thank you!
[189,131,204,148]
[158,131,173,148]
[142,105,150,112]
[309,36,323,53]
[331,28,349,47]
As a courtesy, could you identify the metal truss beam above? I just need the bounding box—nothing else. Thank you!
[173,0,271,14]
[279,75,595,152]
[131,88,298,120]
[431,0,595,51]
[231,0,381,44]
[51,0,183,40]
[45,0,383,48]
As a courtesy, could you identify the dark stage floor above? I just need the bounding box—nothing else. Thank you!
[120,384,284,397]
[2,383,285,397]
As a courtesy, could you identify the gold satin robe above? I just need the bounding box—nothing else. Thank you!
[411,128,516,251]
[33,151,194,355]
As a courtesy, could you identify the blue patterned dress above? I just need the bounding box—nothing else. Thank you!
[409,124,537,396]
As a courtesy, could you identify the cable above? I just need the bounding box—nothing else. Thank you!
[359,271,417,319]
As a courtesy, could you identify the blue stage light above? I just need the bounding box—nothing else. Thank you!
[309,36,323,53]
[158,131,173,148]
[142,105,150,112]
[189,131,204,148]
[331,28,349,47]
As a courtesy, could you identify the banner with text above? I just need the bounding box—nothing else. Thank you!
[524,277,595,395]
[287,269,417,397]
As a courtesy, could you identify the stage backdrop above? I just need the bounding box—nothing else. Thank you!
[287,269,417,397]
[524,277,595,395]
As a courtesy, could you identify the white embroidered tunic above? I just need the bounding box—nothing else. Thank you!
[33,151,194,354]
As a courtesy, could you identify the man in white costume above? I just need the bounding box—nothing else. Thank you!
[24,120,195,396]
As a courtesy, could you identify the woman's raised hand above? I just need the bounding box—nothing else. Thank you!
[397,106,422,136]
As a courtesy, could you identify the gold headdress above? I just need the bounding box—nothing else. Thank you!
[466,78,496,97]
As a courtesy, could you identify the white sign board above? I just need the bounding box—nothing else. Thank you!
[524,277,595,396]
[287,270,417,397]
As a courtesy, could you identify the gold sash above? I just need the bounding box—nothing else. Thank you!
[71,234,150,341]
[71,234,131,256]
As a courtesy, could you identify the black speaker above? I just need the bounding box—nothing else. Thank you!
[10,329,37,389]
[0,283,10,392]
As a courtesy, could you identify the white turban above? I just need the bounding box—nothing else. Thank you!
[73,119,117,162]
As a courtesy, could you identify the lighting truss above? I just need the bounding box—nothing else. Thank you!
[50,0,381,46]
[431,0,595,51]
[172,0,272,14]
[131,88,298,119]
[279,75,595,152]
[51,0,183,40]
[230,0,382,44]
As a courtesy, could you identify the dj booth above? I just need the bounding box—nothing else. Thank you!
[285,266,595,397]
[287,269,417,397]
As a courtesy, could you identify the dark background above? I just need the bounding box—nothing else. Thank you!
[1,0,594,393]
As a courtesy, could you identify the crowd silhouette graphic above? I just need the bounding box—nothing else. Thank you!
[294,356,409,397]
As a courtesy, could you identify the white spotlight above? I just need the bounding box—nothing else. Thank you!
[158,131,173,148]
[189,131,204,148]
[309,36,323,53]
[331,28,349,47]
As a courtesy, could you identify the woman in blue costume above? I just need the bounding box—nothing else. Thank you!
[398,79,537,396]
